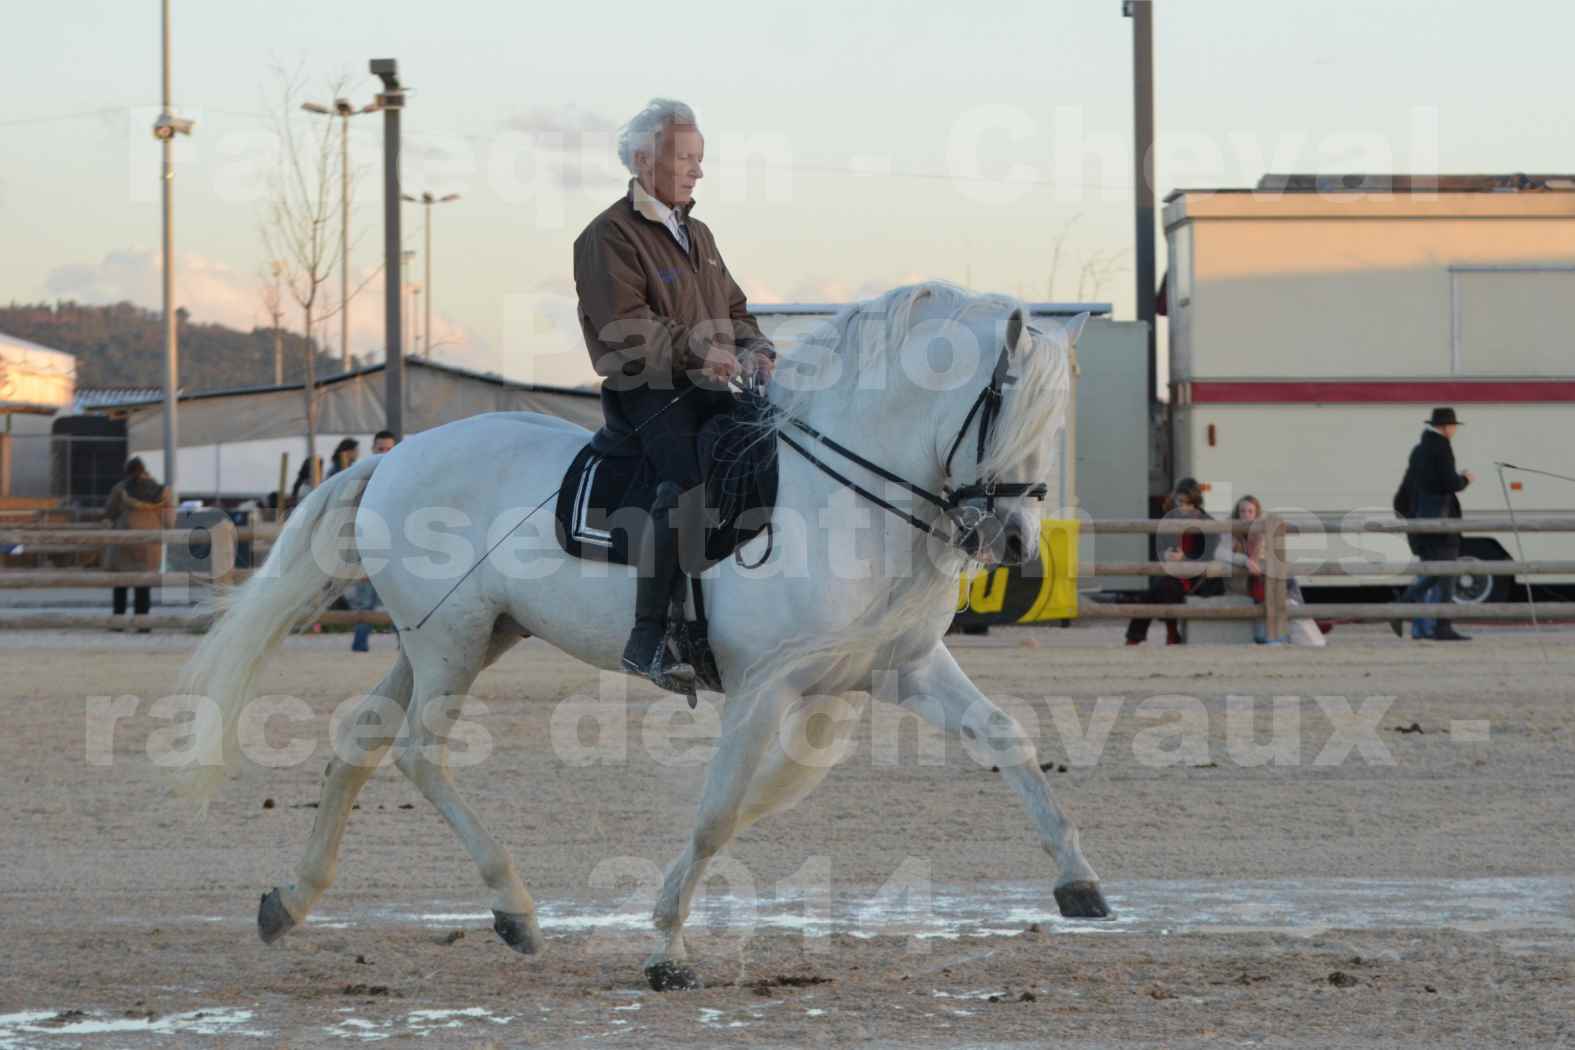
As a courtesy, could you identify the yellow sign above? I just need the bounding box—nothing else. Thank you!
[955,520,1080,623]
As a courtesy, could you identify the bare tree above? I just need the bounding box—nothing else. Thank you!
[1044,214,1130,304]
[262,69,346,487]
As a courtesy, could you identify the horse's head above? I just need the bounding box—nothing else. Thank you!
[904,293,1079,567]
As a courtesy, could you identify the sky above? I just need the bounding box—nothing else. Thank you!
[3,0,1573,388]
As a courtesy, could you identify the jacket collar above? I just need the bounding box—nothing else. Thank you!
[628,178,695,224]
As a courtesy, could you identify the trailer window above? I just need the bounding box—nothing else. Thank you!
[1451,267,1575,375]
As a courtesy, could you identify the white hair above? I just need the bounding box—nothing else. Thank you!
[616,98,698,174]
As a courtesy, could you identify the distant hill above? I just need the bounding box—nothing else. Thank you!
[0,300,361,393]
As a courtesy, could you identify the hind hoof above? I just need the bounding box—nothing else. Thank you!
[645,959,703,992]
[258,888,297,944]
[1054,880,1112,919]
[492,909,544,955]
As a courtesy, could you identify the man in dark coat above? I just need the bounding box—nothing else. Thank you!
[574,98,774,688]
[1392,408,1474,641]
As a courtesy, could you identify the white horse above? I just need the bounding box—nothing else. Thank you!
[174,282,1108,990]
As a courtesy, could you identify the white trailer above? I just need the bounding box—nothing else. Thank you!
[1164,175,1575,600]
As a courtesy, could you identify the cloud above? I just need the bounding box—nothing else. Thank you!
[500,106,627,192]
[46,250,270,332]
[42,249,487,369]
[505,105,618,138]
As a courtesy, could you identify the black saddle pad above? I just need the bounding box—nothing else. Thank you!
[555,396,778,566]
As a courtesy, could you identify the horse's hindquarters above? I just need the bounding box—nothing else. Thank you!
[358,415,639,671]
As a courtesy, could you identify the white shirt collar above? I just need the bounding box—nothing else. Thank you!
[630,179,690,252]
[630,178,687,223]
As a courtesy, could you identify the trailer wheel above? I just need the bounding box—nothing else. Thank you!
[1452,539,1512,605]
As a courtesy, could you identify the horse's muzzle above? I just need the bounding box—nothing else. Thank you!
[948,506,1035,567]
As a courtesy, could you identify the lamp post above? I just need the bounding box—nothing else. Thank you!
[400,191,461,358]
[400,250,416,361]
[270,260,285,385]
[1124,1,1158,416]
[370,59,405,438]
[301,97,378,373]
[152,0,194,496]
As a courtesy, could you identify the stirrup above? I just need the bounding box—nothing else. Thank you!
[622,649,698,694]
[621,628,697,695]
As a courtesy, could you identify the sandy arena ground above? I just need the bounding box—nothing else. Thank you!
[1,623,1572,1048]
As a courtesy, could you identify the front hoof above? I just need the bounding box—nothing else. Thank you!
[492,909,544,955]
[645,959,703,992]
[257,888,297,944]
[1054,880,1112,920]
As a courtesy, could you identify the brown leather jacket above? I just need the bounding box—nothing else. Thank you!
[574,181,773,385]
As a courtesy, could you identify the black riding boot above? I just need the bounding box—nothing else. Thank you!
[622,482,696,691]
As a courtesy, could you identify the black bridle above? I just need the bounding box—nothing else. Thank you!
[772,342,1048,556]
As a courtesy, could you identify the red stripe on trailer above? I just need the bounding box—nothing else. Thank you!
[1187,380,1575,405]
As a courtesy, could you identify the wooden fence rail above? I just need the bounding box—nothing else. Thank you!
[3,512,1572,634]
[1083,559,1575,579]
[0,527,280,546]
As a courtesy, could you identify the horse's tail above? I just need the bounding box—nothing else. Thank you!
[171,454,382,808]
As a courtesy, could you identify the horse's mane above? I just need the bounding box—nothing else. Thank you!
[763,280,1071,484]
[735,281,1075,702]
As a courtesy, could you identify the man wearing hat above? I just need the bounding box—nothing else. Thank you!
[1392,408,1474,641]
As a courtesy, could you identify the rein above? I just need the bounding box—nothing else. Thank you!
[765,343,1048,553]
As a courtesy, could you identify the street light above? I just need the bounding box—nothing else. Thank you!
[400,250,417,361]
[370,58,406,438]
[301,96,380,373]
[400,191,461,358]
[153,0,194,498]
[1124,1,1158,425]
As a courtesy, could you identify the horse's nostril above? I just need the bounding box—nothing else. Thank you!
[1003,533,1025,564]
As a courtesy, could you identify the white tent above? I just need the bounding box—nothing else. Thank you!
[97,357,600,499]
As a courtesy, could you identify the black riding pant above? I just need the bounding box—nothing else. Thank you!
[614,383,734,490]
[614,383,734,574]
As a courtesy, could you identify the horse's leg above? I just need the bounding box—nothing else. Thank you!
[646,686,792,990]
[735,693,867,830]
[258,650,414,943]
[896,643,1109,918]
[393,626,543,954]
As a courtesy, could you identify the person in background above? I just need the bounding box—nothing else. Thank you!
[1219,494,1328,646]
[349,432,398,651]
[328,437,360,477]
[1126,477,1221,645]
[103,458,176,630]
[290,456,323,506]
[1392,408,1473,642]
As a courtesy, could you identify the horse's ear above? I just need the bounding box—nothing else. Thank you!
[1062,311,1091,349]
[1006,308,1026,353]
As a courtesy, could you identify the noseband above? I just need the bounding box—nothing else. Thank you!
[774,343,1048,554]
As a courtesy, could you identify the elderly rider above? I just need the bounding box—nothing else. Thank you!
[574,98,775,688]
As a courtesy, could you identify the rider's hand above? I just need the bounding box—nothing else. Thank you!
[1462,470,1476,485]
[747,352,776,381]
[701,345,739,382]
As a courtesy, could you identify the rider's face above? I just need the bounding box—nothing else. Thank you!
[639,124,704,208]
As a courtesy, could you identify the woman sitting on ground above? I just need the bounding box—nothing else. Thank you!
[1218,494,1328,647]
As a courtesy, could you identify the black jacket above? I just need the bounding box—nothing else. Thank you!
[1402,428,1469,558]
[1406,428,1469,519]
